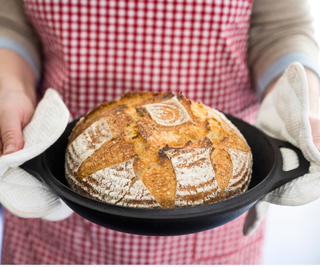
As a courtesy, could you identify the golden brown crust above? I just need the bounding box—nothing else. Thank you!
[77,135,137,179]
[211,148,233,190]
[65,91,252,209]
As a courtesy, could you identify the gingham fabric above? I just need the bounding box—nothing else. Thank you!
[2,0,264,264]
[2,210,265,264]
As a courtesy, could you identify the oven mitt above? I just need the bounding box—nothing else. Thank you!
[243,62,320,236]
[0,89,73,221]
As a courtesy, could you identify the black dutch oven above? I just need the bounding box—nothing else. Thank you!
[21,114,310,236]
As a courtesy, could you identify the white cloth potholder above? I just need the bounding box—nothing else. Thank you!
[0,89,73,220]
[243,62,320,235]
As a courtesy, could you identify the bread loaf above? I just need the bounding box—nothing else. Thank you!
[65,92,252,209]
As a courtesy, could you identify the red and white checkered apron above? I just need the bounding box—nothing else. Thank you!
[2,0,265,264]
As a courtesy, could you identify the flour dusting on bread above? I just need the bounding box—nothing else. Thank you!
[164,147,215,187]
[145,96,192,126]
[118,180,161,208]
[65,92,253,209]
[66,117,112,172]
[227,148,252,190]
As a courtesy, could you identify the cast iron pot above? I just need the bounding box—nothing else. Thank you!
[21,115,310,236]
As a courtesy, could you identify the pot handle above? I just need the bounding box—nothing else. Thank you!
[269,137,310,192]
[20,154,46,183]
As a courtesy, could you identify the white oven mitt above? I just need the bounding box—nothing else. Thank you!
[0,89,73,221]
[243,62,320,235]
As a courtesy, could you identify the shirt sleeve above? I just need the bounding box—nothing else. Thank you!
[0,0,42,81]
[248,0,320,101]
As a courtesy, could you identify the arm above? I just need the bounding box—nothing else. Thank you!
[244,1,320,236]
[0,0,42,156]
[248,0,320,149]
[248,0,319,99]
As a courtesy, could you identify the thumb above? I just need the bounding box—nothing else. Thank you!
[0,110,24,156]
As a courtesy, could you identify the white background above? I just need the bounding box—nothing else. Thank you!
[262,0,320,265]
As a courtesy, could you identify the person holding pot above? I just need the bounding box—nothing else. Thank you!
[0,0,320,264]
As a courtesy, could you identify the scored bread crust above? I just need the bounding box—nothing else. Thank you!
[65,92,252,209]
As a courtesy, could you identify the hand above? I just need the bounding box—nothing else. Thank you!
[0,50,72,221]
[0,89,73,221]
[243,62,320,235]
[0,89,35,156]
[306,68,320,151]
[0,49,36,156]
[264,67,320,150]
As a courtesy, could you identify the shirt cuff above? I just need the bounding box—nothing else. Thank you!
[0,37,40,82]
[257,52,320,102]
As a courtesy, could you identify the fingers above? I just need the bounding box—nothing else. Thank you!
[309,115,320,151]
[312,133,320,152]
[0,137,3,157]
[0,110,24,155]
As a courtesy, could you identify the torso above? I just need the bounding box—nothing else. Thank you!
[26,0,259,122]
[1,1,264,264]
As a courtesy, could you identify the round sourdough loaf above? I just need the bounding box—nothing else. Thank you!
[65,92,252,209]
